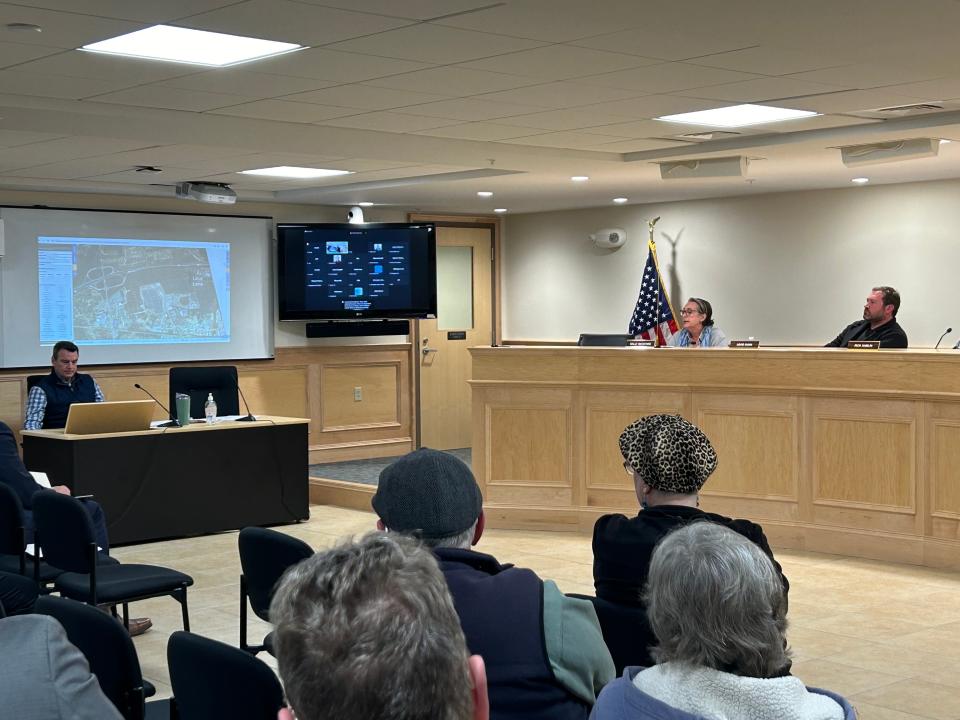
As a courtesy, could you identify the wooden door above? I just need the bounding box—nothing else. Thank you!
[418,226,493,450]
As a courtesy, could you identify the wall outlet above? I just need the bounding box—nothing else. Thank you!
[353,386,362,401]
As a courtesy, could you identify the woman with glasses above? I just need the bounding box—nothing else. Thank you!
[669,297,727,347]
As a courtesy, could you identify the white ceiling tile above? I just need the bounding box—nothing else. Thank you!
[787,63,943,89]
[89,166,205,184]
[6,1,241,23]
[587,137,693,152]
[433,0,652,43]
[363,66,538,96]
[284,84,451,111]
[576,119,677,138]
[881,78,960,102]
[0,40,62,69]
[676,77,845,103]
[786,89,930,114]
[764,114,881,132]
[291,0,490,20]
[249,47,432,83]
[578,62,763,93]
[500,130,633,149]
[399,97,544,121]
[0,5,141,49]
[179,0,414,46]
[208,99,360,123]
[327,23,545,64]
[0,129,64,147]
[91,86,259,112]
[690,45,860,76]
[498,108,638,132]
[13,50,197,84]
[475,81,641,109]
[106,145,258,166]
[583,94,724,119]
[0,136,152,172]
[461,45,660,81]
[413,122,552,141]
[331,158,417,172]
[160,70,337,98]
[0,69,134,99]
[13,156,134,179]
[317,111,458,132]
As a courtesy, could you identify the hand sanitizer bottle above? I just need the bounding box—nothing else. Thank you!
[204,393,217,423]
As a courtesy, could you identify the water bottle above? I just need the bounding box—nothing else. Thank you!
[204,393,217,424]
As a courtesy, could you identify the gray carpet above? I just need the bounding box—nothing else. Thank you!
[310,448,471,486]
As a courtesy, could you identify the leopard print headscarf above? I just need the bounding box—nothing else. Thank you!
[619,414,717,494]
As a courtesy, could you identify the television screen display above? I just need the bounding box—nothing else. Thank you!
[277,223,436,321]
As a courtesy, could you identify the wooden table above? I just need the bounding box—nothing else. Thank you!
[22,416,310,545]
[469,346,960,569]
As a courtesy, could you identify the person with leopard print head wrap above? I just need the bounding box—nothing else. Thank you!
[592,414,788,617]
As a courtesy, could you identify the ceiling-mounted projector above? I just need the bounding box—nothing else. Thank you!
[175,181,237,204]
[839,138,938,167]
[658,155,748,180]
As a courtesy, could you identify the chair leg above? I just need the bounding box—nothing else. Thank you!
[239,574,248,652]
[176,587,190,632]
[123,602,130,631]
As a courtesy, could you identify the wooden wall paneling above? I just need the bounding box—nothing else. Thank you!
[239,368,307,418]
[481,386,573,507]
[0,379,24,434]
[321,363,400,430]
[929,400,960,540]
[96,371,169,420]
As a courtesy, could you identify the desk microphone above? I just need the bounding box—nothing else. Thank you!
[134,384,180,427]
[935,327,952,350]
[235,381,257,422]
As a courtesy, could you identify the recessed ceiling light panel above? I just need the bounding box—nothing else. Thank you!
[851,177,869,184]
[570,176,589,182]
[239,166,352,178]
[657,103,817,128]
[81,25,303,67]
[613,197,628,204]
[358,202,374,207]
[494,208,507,213]
[477,191,493,197]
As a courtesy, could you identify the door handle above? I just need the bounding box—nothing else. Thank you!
[422,347,438,357]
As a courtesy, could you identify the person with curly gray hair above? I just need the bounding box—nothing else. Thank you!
[591,522,855,720]
[269,531,488,720]
[592,414,787,610]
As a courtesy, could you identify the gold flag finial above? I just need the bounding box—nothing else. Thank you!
[648,216,661,242]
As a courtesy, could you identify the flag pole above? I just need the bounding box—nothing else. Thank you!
[648,216,661,346]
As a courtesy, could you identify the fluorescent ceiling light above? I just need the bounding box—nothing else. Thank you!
[358,202,374,207]
[613,197,628,204]
[477,191,493,197]
[239,166,352,178]
[940,139,952,144]
[570,175,590,182]
[656,103,817,128]
[81,25,303,67]
[494,208,507,213]
[851,177,869,184]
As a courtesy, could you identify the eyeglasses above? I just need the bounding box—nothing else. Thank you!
[680,308,702,316]
[623,461,635,476]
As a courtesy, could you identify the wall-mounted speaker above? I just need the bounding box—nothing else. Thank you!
[839,138,938,167]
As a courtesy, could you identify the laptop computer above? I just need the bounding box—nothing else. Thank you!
[63,399,156,435]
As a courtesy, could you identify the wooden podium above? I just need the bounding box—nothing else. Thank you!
[22,416,310,545]
[470,346,960,569]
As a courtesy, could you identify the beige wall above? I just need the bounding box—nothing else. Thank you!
[0,189,409,351]
[502,179,960,347]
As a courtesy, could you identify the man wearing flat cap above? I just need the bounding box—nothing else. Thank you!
[593,415,788,609]
[373,448,614,720]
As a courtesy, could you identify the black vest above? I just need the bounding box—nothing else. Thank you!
[36,371,97,429]
[436,548,590,720]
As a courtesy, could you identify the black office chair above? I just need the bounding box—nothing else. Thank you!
[168,366,240,419]
[168,631,285,720]
[577,333,633,347]
[238,526,313,655]
[33,596,168,720]
[32,492,193,631]
[26,374,45,392]
[569,594,657,674]
[0,482,65,588]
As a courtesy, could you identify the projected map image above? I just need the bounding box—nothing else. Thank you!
[39,237,230,345]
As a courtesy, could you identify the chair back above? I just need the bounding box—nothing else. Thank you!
[0,483,26,556]
[168,366,240,419]
[26,374,45,391]
[34,595,147,720]
[577,333,632,347]
[239,527,313,621]
[32,492,97,574]
[168,631,285,720]
[569,594,657,675]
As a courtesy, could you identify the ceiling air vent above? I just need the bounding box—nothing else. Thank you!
[873,103,944,115]
[675,130,743,141]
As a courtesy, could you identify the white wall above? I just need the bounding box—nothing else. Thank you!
[502,179,960,347]
[0,189,409,351]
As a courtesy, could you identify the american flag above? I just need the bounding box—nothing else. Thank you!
[628,241,678,345]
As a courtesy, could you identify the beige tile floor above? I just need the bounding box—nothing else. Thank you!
[114,505,960,720]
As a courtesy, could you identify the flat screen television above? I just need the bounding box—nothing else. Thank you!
[277,223,437,321]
